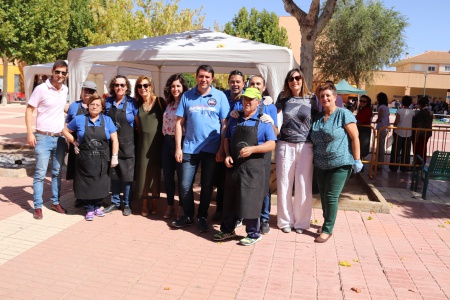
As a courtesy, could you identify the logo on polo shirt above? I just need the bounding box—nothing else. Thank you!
[207,98,217,107]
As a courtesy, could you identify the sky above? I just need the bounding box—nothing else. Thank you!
[177,0,450,58]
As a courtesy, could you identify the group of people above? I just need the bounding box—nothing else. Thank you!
[26,60,363,246]
[356,92,434,170]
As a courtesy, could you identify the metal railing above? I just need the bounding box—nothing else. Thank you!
[369,124,450,178]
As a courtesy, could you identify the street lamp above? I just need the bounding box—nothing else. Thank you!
[423,70,428,96]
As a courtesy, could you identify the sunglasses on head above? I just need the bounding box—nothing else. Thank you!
[114,83,126,88]
[136,83,150,89]
[229,70,243,77]
[289,75,302,82]
[54,70,67,76]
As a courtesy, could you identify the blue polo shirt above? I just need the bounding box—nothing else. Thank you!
[226,110,277,145]
[176,85,230,154]
[232,99,278,127]
[67,114,117,143]
[66,100,86,123]
[105,95,138,127]
[310,107,356,169]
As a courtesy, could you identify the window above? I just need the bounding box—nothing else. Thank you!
[445,66,450,72]
[428,66,436,72]
[14,75,20,92]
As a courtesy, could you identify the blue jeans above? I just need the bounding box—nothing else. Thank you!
[83,199,103,213]
[33,134,66,209]
[161,135,184,206]
[180,152,216,219]
[260,192,271,222]
[111,180,132,206]
[260,152,272,222]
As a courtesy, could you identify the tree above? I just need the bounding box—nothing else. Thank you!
[0,0,70,104]
[138,0,204,37]
[282,0,338,88]
[87,0,143,45]
[223,7,290,48]
[87,0,205,45]
[315,0,408,87]
[67,0,95,50]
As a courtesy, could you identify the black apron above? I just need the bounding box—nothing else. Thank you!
[66,102,87,180]
[226,114,265,219]
[108,97,135,182]
[74,115,111,200]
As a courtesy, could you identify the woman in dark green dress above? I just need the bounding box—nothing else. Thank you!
[134,76,165,216]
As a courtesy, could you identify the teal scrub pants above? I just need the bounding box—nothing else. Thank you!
[314,165,352,234]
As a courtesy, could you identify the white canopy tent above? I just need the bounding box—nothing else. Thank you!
[67,29,296,101]
[23,63,151,101]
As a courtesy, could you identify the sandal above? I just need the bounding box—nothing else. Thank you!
[141,198,149,217]
[163,206,174,219]
[151,198,157,215]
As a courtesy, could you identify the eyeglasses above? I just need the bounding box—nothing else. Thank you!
[136,83,149,89]
[83,88,96,94]
[54,70,67,76]
[289,76,302,82]
[114,83,126,88]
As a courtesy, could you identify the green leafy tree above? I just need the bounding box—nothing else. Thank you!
[223,7,290,47]
[315,0,408,87]
[68,0,95,50]
[283,0,338,88]
[138,0,204,37]
[0,0,70,102]
[182,73,196,89]
[87,0,144,45]
[87,0,204,45]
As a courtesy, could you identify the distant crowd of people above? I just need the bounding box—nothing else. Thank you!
[26,59,371,246]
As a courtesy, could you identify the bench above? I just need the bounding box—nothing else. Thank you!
[410,151,450,199]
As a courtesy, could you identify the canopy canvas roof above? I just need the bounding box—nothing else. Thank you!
[24,63,151,101]
[335,79,366,95]
[67,29,296,101]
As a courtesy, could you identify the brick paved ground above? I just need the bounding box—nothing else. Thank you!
[1,104,449,299]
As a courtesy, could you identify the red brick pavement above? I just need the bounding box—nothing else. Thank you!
[1,104,450,299]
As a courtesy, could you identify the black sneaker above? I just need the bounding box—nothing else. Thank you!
[197,217,209,233]
[172,215,194,228]
[213,231,237,241]
[261,221,270,234]
[104,204,119,213]
[123,205,131,216]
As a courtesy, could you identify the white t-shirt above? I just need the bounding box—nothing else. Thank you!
[395,108,414,137]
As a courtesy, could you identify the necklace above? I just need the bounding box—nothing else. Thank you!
[142,100,154,112]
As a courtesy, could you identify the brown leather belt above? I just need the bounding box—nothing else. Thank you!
[36,130,62,137]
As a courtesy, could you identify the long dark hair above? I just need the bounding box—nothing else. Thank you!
[281,68,310,98]
[376,92,388,106]
[164,74,189,105]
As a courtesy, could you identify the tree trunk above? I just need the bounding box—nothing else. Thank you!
[1,56,8,106]
[300,32,316,90]
[282,0,338,90]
